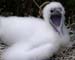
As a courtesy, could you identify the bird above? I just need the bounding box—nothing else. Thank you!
[0,2,70,60]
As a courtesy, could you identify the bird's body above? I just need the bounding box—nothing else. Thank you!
[0,2,70,60]
[0,17,58,45]
[0,17,61,60]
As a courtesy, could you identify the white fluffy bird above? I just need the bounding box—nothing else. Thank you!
[0,2,70,60]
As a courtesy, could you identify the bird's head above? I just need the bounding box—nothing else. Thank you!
[43,2,65,28]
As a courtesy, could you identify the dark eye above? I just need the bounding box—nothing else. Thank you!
[51,10,54,13]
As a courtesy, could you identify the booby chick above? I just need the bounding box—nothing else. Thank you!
[0,2,70,60]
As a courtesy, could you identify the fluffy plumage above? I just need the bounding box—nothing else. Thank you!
[0,2,70,60]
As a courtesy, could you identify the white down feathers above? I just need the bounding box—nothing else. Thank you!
[0,2,70,60]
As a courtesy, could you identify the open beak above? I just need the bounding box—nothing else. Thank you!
[50,10,62,27]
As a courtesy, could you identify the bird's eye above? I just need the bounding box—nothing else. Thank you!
[51,10,54,13]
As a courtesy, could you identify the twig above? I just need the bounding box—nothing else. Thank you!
[33,0,40,9]
[33,0,50,17]
[39,1,50,9]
